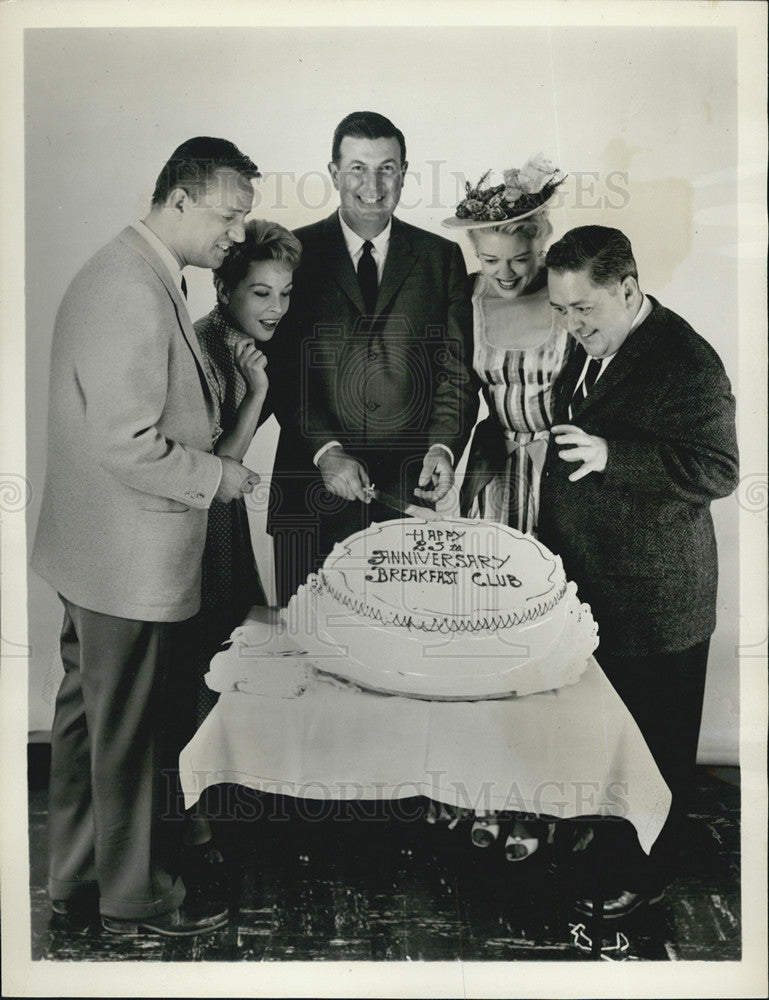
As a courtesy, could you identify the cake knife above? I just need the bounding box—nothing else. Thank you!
[363,486,443,521]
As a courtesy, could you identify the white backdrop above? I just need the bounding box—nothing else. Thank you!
[22,24,749,760]
[2,3,766,998]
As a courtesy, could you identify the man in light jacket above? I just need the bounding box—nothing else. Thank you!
[32,136,260,937]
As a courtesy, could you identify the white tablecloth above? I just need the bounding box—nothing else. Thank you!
[179,609,671,855]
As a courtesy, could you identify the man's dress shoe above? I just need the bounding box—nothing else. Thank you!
[102,904,228,938]
[574,888,665,921]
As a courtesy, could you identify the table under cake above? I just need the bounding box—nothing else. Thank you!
[179,606,671,955]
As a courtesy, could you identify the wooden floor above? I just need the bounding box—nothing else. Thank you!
[28,766,740,963]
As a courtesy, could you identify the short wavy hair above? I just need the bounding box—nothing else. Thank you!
[213,219,302,299]
[467,208,553,254]
[151,136,260,206]
[331,111,407,165]
[545,225,638,286]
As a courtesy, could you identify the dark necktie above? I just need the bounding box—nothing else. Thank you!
[357,240,378,315]
[577,357,602,401]
[180,275,188,299]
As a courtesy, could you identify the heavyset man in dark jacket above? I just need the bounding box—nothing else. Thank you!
[541,225,739,919]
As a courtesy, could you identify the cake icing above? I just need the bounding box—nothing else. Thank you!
[284,517,598,700]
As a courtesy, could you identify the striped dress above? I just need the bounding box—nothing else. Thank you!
[463,271,570,535]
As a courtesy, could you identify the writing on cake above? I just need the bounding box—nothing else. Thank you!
[364,527,523,588]
[365,551,522,588]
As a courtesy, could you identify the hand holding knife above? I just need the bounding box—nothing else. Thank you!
[363,485,443,521]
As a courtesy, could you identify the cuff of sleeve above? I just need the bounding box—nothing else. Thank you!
[313,440,343,467]
[428,443,455,466]
[180,454,223,509]
[204,456,224,508]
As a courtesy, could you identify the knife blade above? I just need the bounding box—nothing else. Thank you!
[364,487,443,521]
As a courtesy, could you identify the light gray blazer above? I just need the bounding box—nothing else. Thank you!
[31,226,222,621]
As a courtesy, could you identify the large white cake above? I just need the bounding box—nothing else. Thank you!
[283,517,598,700]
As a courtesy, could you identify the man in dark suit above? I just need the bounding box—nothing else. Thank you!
[268,111,477,606]
[32,137,260,937]
[539,225,739,919]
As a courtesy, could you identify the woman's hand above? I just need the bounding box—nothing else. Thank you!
[214,345,267,461]
[234,339,268,396]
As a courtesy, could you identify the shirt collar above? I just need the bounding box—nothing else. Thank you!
[629,292,652,334]
[595,293,651,369]
[337,210,392,258]
[132,221,186,296]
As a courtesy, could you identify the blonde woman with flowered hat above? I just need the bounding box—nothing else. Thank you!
[442,156,570,861]
[443,155,570,535]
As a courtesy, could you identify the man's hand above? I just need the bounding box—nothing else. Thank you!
[414,446,454,502]
[317,447,370,502]
[551,424,608,482]
[215,455,260,502]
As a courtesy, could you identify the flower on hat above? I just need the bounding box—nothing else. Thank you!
[502,168,519,185]
[452,156,566,225]
[519,154,566,192]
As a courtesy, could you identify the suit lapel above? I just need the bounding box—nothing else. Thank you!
[375,217,418,315]
[569,298,664,418]
[571,340,639,417]
[118,227,217,410]
[322,214,367,315]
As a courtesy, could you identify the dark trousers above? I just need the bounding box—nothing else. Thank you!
[47,597,195,919]
[271,494,405,608]
[592,639,711,891]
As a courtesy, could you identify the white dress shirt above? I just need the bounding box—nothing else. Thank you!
[338,210,391,282]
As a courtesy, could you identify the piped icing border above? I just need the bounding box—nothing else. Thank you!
[314,571,568,633]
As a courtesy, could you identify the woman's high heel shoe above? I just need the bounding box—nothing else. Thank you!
[504,834,539,861]
[471,816,500,848]
[504,819,539,861]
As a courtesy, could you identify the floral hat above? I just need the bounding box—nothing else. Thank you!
[442,154,567,229]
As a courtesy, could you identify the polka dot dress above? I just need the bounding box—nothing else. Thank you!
[193,306,268,724]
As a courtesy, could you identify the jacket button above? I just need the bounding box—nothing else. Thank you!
[367,402,379,412]
[369,351,378,360]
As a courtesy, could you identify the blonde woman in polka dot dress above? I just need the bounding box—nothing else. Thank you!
[193,220,302,725]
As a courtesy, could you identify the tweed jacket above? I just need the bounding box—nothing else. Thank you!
[537,296,739,657]
[31,226,223,621]
[268,212,478,524]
